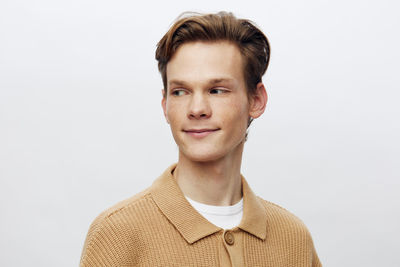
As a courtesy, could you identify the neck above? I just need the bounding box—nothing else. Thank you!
[173,143,244,206]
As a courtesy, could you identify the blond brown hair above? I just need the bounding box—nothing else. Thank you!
[155,12,271,97]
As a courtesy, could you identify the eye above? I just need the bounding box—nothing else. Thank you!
[210,88,227,94]
[171,89,187,96]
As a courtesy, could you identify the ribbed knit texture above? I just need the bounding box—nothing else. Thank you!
[80,164,322,267]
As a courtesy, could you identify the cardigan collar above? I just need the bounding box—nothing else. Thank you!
[150,164,267,244]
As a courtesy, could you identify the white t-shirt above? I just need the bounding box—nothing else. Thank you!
[185,196,243,230]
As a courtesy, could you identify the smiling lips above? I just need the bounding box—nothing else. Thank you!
[183,128,220,138]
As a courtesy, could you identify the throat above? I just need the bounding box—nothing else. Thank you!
[173,159,243,206]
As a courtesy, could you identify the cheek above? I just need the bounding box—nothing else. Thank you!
[166,102,183,125]
[220,99,249,128]
[232,97,250,116]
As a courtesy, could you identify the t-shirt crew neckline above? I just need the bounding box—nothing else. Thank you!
[185,196,243,229]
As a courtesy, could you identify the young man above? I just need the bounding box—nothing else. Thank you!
[80,12,321,267]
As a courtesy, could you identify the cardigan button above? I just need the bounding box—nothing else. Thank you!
[224,231,235,245]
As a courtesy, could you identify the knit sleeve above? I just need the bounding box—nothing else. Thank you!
[311,240,322,267]
[80,212,140,267]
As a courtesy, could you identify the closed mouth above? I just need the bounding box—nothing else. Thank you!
[183,129,220,133]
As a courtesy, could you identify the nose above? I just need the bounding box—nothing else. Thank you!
[188,93,211,120]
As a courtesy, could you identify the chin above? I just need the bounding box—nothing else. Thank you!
[180,146,226,163]
[175,135,246,163]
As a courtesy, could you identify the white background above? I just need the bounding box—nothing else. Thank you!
[1,0,399,266]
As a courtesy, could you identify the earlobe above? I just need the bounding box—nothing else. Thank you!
[249,82,268,119]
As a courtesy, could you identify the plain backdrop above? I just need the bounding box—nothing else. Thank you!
[1,0,399,266]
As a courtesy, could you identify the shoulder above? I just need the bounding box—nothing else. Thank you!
[84,186,155,238]
[256,197,322,266]
[80,187,155,266]
[257,196,313,237]
[94,187,152,223]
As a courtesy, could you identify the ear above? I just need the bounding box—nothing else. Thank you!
[249,82,268,119]
[161,89,169,124]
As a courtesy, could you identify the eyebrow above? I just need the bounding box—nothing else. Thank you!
[168,78,235,88]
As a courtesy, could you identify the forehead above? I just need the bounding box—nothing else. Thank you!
[166,41,245,87]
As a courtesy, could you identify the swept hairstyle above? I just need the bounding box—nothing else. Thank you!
[155,12,271,98]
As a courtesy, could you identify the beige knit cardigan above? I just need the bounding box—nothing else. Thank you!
[80,164,322,267]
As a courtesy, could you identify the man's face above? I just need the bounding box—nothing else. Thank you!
[162,41,258,162]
